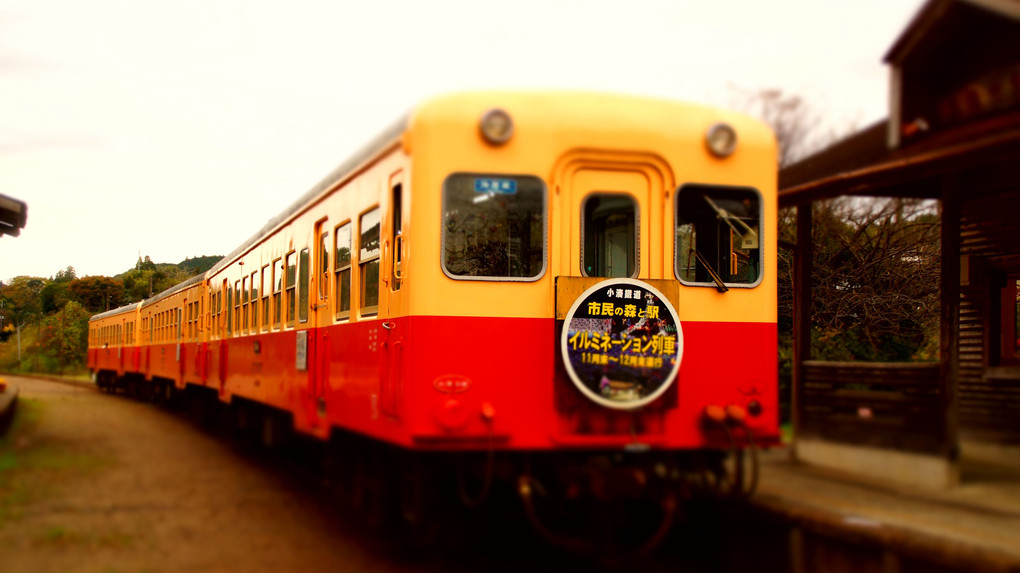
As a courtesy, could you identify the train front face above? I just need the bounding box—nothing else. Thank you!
[402,92,779,454]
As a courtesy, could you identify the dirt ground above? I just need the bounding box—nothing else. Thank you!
[0,376,463,573]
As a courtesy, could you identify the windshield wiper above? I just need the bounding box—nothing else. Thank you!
[692,249,729,293]
[703,194,759,249]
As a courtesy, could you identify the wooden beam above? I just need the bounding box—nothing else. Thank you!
[792,204,813,457]
[940,176,961,460]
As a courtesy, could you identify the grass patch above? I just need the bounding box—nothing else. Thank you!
[36,525,83,546]
[31,525,134,549]
[0,399,111,528]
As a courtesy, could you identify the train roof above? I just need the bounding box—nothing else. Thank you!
[139,272,206,309]
[127,91,773,313]
[90,301,143,322]
[206,115,408,278]
[204,91,771,276]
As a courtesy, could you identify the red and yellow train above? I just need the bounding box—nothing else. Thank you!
[89,91,778,543]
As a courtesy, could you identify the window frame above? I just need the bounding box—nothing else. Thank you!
[285,251,297,327]
[241,276,249,333]
[673,183,765,289]
[260,264,270,331]
[299,247,310,324]
[334,221,353,320]
[359,207,381,317]
[579,192,640,279]
[249,271,258,331]
[439,172,548,283]
[273,258,284,329]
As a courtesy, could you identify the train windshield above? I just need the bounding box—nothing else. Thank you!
[442,174,546,280]
[675,185,762,288]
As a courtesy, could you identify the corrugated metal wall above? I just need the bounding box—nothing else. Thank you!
[959,190,1020,445]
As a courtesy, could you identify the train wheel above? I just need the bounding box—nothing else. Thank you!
[398,454,440,547]
[352,447,394,530]
[260,410,290,450]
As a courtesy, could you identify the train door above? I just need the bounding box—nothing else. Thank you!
[378,174,406,419]
[311,218,331,421]
[118,318,126,375]
[557,156,670,279]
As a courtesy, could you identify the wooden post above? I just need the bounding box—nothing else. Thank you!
[940,178,960,460]
[792,203,813,457]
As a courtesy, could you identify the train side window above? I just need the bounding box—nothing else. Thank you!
[299,247,310,323]
[233,280,241,334]
[319,229,330,300]
[360,208,381,316]
[286,251,297,326]
[441,173,546,281]
[335,222,352,320]
[675,184,763,288]
[221,279,228,336]
[273,258,284,328]
[391,182,402,291]
[581,194,638,278]
[261,265,270,330]
[249,271,258,331]
[242,276,249,333]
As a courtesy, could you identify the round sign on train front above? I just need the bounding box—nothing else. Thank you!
[560,279,684,410]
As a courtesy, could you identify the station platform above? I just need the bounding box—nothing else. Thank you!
[751,446,1020,572]
[0,378,18,434]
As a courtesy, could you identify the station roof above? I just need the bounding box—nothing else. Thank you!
[0,193,27,238]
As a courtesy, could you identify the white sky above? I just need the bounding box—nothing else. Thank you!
[0,0,925,282]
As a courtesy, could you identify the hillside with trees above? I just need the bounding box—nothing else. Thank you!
[0,255,221,375]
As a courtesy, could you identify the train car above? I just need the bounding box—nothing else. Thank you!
[88,302,141,390]
[137,275,207,401]
[89,91,778,544]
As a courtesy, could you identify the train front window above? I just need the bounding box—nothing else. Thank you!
[582,194,637,278]
[675,185,762,288]
[441,174,545,281]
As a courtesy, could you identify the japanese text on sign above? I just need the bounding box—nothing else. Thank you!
[567,331,677,356]
[585,302,660,319]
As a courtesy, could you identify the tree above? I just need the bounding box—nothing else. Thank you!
[731,86,852,167]
[0,275,45,326]
[739,88,940,425]
[780,198,940,363]
[36,300,91,373]
[40,280,71,313]
[68,276,126,313]
[53,266,77,283]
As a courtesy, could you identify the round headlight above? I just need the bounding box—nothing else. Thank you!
[705,123,737,158]
[479,108,514,146]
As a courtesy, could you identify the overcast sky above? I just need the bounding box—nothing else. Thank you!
[0,0,925,282]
